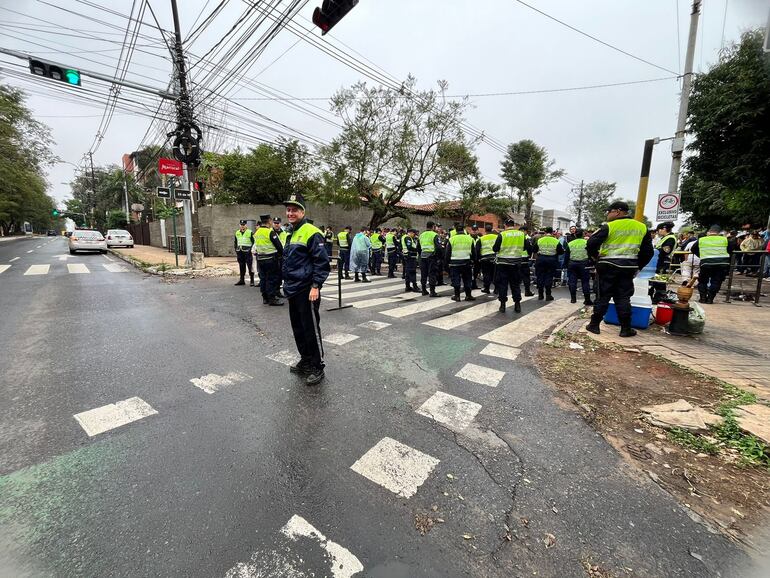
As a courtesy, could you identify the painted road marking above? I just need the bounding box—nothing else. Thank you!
[190,371,251,394]
[67,263,90,274]
[350,295,413,309]
[455,362,505,387]
[102,263,127,273]
[23,265,49,275]
[478,299,580,347]
[324,333,360,346]
[103,254,114,262]
[338,278,404,298]
[351,437,439,498]
[379,289,479,319]
[26,250,34,253]
[358,320,391,331]
[35,245,41,248]
[340,275,395,285]
[0,265,10,275]
[416,391,482,432]
[282,515,364,578]
[267,349,301,366]
[423,294,536,330]
[480,343,521,361]
[9,257,19,262]
[73,397,157,437]
[57,255,69,261]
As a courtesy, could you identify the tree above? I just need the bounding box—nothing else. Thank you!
[570,180,617,228]
[500,139,563,226]
[67,165,145,231]
[316,76,477,228]
[0,84,58,234]
[106,209,128,229]
[680,30,770,228]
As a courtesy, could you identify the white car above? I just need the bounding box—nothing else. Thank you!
[106,229,134,248]
[68,229,108,254]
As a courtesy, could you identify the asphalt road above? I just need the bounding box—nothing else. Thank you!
[0,236,759,577]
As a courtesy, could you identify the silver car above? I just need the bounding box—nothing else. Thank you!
[68,229,108,254]
[106,229,134,248]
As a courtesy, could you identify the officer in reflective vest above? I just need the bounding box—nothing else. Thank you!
[370,227,385,276]
[492,219,529,313]
[564,228,593,305]
[518,225,535,297]
[655,221,677,274]
[324,226,335,258]
[445,223,478,302]
[233,219,255,286]
[273,217,286,296]
[435,225,447,286]
[337,225,352,279]
[419,221,441,296]
[282,192,330,386]
[402,229,420,292]
[534,227,564,301]
[478,224,499,294]
[469,225,481,289]
[586,201,654,337]
[253,214,285,306]
[385,227,398,278]
[691,225,731,303]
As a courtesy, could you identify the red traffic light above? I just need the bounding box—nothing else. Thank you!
[312,0,359,35]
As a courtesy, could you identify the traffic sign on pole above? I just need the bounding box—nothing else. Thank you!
[158,157,183,176]
[656,193,680,221]
[156,186,171,198]
[174,188,191,200]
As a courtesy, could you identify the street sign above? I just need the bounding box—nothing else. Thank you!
[156,186,171,198]
[174,188,191,200]
[656,193,680,221]
[158,157,183,176]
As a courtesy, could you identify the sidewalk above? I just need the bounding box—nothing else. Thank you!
[570,300,770,402]
[111,244,238,275]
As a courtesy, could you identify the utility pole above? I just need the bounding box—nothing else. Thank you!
[636,138,658,222]
[88,152,96,228]
[575,180,584,227]
[668,0,701,196]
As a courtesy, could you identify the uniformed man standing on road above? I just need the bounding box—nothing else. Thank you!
[564,228,593,305]
[519,225,535,297]
[273,216,287,296]
[402,228,420,292]
[385,227,398,278]
[419,221,441,296]
[478,224,498,294]
[534,227,563,301]
[445,223,478,302]
[691,225,731,303]
[282,193,330,385]
[254,214,285,305]
[655,221,677,274]
[337,225,352,279]
[586,201,653,337]
[234,219,255,286]
[370,227,384,275]
[492,219,528,313]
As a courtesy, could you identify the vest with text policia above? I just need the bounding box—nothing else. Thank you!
[235,228,253,251]
[419,230,438,254]
[598,218,647,268]
[447,232,473,264]
[337,230,349,249]
[567,238,589,262]
[699,235,729,264]
[537,235,558,256]
[496,229,526,265]
[254,226,277,258]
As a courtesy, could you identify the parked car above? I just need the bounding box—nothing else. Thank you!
[46,229,57,236]
[68,229,107,254]
[105,229,134,248]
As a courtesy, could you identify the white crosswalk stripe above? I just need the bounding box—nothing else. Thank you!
[478,299,580,347]
[67,263,90,274]
[358,320,391,330]
[380,289,484,319]
[416,391,481,432]
[73,397,157,437]
[24,264,49,275]
[325,333,360,345]
[102,263,127,273]
[26,250,34,253]
[190,372,251,394]
[9,257,19,262]
[350,437,439,498]
[455,362,505,387]
[422,294,537,330]
[267,349,301,366]
[0,264,10,275]
[480,343,521,361]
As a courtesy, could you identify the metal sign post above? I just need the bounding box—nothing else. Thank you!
[327,257,353,312]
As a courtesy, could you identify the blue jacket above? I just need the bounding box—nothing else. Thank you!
[282,219,331,297]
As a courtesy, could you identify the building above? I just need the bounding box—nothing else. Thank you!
[541,208,573,232]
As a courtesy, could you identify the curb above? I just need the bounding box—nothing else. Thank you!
[108,249,234,278]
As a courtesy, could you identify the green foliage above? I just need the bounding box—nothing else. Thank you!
[154,202,177,220]
[667,428,719,455]
[0,84,58,234]
[436,179,503,225]
[680,30,770,228]
[317,76,477,228]
[67,166,145,231]
[106,209,127,229]
[499,139,563,225]
[570,181,616,228]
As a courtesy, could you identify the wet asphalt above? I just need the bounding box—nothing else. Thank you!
[0,236,758,577]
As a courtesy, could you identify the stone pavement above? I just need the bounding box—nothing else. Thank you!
[112,244,238,274]
[574,300,770,402]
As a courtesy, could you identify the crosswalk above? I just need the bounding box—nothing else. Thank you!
[0,262,128,277]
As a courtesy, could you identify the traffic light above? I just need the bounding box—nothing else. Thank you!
[28,58,81,86]
[312,0,359,35]
[51,209,60,217]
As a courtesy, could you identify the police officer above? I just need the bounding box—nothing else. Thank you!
[478,224,498,294]
[385,227,398,278]
[469,225,481,289]
[337,225,352,279]
[655,221,677,274]
[493,219,528,313]
[253,214,285,305]
[370,227,384,275]
[691,225,731,303]
[273,216,287,296]
[519,225,535,297]
[564,228,593,305]
[586,201,654,337]
[445,223,477,302]
[534,227,563,301]
[233,219,255,286]
[402,228,420,292]
[282,192,330,386]
[324,226,335,258]
[419,221,441,296]
[435,225,447,286]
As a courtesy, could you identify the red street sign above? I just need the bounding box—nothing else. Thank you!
[158,157,183,176]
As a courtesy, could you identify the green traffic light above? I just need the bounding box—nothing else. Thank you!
[52,209,59,216]
[64,69,81,86]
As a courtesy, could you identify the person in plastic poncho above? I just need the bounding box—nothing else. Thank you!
[350,226,372,283]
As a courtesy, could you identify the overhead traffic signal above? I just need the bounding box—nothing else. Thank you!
[29,58,81,86]
[312,0,359,35]
[52,209,60,217]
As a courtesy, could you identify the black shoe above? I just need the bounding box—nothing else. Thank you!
[570,296,577,303]
[583,299,594,306]
[262,297,270,305]
[524,290,535,297]
[514,301,521,313]
[451,294,461,302]
[498,302,506,313]
[305,369,325,386]
[404,286,413,293]
[586,322,601,335]
[362,276,371,283]
[289,361,311,375]
[429,290,439,297]
[344,274,351,280]
[619,327,637,338]
[354,276,361,283]
[464,294,476,301]
[249,279,255,287]
[235,279,245,286]
[546,294,554,302]
[481,288,491,294]
[388,274,395,278]
[412,285,419,292]
[421,289,429,296]
[538,291,544,300]
[268,298,284,306]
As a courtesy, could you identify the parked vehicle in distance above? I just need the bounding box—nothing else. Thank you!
[105,229,134,248]
[46,229,57,236]
[68,229,107,254]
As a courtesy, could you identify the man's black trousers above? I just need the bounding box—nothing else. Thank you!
[404,256,417,287]
[387,249,398,276]
[339,248,350,273]
[535,255,558,291]
[698,263,728,299]
[520,260,532,292]
[257,257,280,300]
[420,254,437,289]
[495,263,522,303]
[288,286,324,370]
[567,261,591,298]
[371,249,383,274]
[480,259,495,291]
[236,250,253,279]
[449,263,472,293]
[591,264,635,326]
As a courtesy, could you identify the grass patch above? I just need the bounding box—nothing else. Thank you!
[667,428,719,455]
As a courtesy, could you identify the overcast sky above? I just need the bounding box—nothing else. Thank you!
[1,0,767,221]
